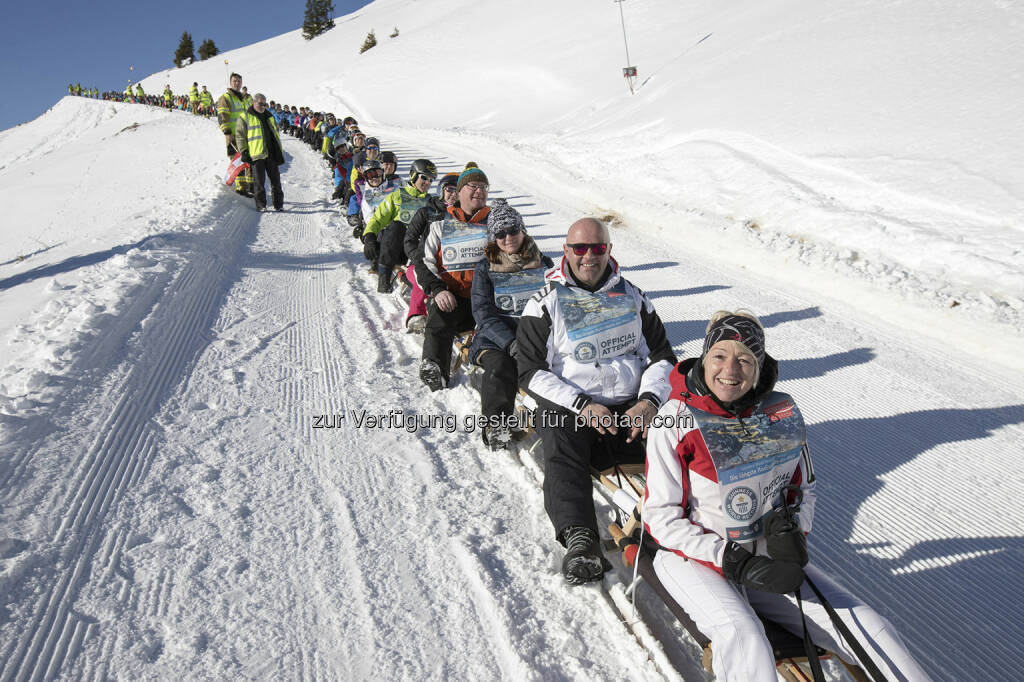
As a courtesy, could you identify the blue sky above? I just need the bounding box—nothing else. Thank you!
[0,1,371,133]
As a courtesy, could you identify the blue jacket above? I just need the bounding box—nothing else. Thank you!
[469,236,553,361]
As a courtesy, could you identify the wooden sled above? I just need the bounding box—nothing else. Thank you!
[596,465,870,682]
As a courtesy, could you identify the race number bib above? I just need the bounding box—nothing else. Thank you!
[397,193,428,224]
[688,395,806,542]
[440,216,488,273]
[490,267,547,315]
[361,182,399,221]
[554,282,639,362]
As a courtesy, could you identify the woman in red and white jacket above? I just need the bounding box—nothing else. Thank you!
[644,310,929,682]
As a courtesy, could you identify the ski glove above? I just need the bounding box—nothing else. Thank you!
[363,233,379,260]
[240,151,252,164]
[763,508,808,566]
[722,542,804,594]
[332,185,345,200]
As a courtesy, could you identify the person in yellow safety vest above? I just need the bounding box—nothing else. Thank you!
[91,88,98,98]
[188,82,200,114]
[234,93,285,212]
[217,73,252,196]
[199,86,213,116]
[164,85,173,108]
[124,84,133,101]
[135,83,145,100]
[67,84,73,95]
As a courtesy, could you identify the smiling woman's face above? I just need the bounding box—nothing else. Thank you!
[703,341,757,403]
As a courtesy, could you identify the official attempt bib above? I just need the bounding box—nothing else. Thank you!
[688,394,806,542]
[362,183,398,221]
[440,216,488,273]
[397,192,428,224]
[490,267,548,316]
[554,281,639,363]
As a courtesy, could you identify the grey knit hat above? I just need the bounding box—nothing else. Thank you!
[486,199,525,242]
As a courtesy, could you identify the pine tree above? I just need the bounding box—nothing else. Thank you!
[360,30,377,53]
[173,31,196,68]
[319,0,335,33]
[301,0,317,40]
[198,39,219,60]
[302,0,335,40]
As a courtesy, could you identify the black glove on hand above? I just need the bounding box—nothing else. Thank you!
[763,508,808,566]
[240,151,252,164]
[332,186,344,200]
[363,233,379,260]
[722,542,803,594]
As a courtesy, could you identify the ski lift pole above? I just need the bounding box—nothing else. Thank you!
[614,0,637,94]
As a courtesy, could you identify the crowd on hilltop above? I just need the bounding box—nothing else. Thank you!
[71,71,931,682]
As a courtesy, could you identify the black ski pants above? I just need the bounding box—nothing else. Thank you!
[475,349,518,419]
[422,296,474,382]
[378,221,408,270]
[536,402,646,543]
[252,159,283,210]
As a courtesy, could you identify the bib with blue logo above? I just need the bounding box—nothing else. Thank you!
[688,394,806,542]
[440,215,489,273]
[554,281,639,363]
[490,267,548,315]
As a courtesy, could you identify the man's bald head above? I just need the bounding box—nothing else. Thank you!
[567,217,609,245]
[564,217,612,288]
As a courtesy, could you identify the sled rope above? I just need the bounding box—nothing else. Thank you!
[796,588,826,681]
[804,574,889,682]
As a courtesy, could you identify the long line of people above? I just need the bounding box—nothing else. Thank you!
[93,71,931,680]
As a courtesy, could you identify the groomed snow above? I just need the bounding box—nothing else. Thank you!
[1,0,1023,680]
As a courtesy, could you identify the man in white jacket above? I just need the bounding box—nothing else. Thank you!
[517,217,677,584]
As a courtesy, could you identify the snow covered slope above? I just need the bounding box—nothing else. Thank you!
[1,0,1023,680]
[131,0,1024,343]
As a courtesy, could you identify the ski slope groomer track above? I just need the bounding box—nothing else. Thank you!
[0,103,1022,679]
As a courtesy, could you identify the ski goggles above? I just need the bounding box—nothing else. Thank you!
[567,243,608,256]
[365,145,379,151]
[494,225,522,240]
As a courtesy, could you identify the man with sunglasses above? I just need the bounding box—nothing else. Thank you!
[363,159,437,279]
[517,217,677,585]
[234,93,285,212]
[413,165,494,390]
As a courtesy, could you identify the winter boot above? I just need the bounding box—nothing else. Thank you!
[419,359,445,392]
[368,259,379,275]
[483,424,512,451]
[406,315,426,334]
[561,526,606,585]
[377,267,394,294]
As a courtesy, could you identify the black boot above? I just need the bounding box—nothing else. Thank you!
[377,266,394,293]
[561,526,606,585]
[419,359,445,392]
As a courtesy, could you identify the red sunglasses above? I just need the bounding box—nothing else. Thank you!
[567,243,608,256]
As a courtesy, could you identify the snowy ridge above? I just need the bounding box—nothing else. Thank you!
[125,0,1024,340]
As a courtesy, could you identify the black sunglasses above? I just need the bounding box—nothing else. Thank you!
[494,225,522,240]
